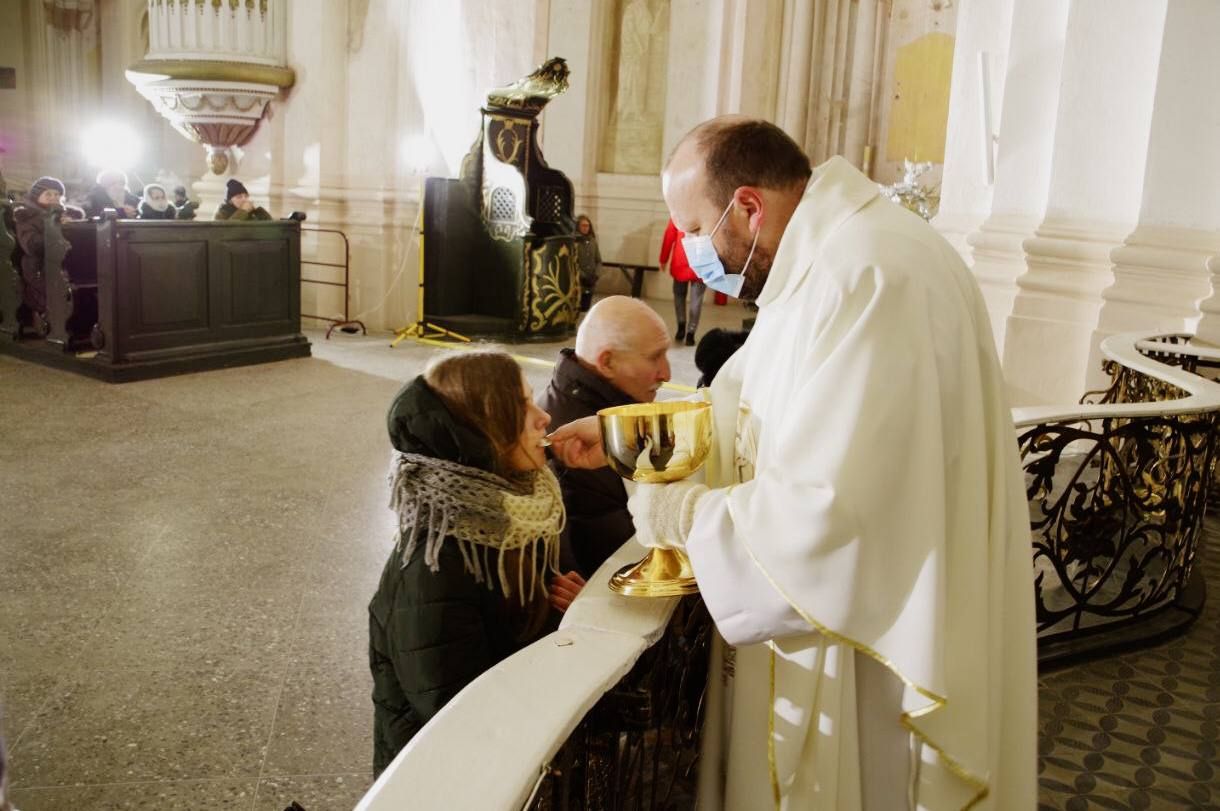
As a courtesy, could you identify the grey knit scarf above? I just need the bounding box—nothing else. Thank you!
[389,452,565,604]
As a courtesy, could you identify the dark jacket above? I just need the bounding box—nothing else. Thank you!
[12,199,49,313]
[83,186,138,219]
[537,348,637,577]
[138,200,178,220]
[369,377,552,776]
[214,202,272,221]
[175,199,199,220]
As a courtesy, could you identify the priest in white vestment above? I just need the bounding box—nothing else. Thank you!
[550,117,1037,810]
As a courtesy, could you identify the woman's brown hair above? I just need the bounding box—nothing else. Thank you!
[424,349,527,479]
[423,350,551,637]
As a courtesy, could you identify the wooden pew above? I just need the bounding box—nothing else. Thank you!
[0,216,311,381]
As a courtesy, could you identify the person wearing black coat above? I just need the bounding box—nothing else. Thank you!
[12,176,66,319]
[214,178,272,221]
[536,296,673,577]
[369,351,566,776]
[83,170,139,218]
[694,328,750,388]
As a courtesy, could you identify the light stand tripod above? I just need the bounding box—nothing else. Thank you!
[391,182,470,347]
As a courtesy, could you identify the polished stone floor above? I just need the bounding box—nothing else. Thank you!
[0,297,747,810]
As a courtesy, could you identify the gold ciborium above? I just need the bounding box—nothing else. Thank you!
[598,401,713,597]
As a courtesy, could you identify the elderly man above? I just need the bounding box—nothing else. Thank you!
[550,118,1036,808]
[84,170,138,219]
[538,295,670,579]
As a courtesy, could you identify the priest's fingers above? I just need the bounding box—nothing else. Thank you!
[546,415,607,468]
[547,415,602,446]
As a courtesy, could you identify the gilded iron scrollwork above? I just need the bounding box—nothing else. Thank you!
[1023,345,1216,665]
[529,597,710,810]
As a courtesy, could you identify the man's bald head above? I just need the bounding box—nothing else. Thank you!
[575,296,671,402]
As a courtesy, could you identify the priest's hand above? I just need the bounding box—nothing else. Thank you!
[627,481,708,551]
[547,416,607,469]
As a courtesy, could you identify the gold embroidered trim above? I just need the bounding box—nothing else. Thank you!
[768,643,781,809]
[726,500,990,810]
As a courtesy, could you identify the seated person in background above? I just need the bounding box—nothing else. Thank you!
[13,176,67,318]
[694,328,750,388]
[84,169,138,218]
[214,179,272,221]
[537,295,671,577]
[369,350,566,777]
[173,185,199,220]
[138,183,177,220]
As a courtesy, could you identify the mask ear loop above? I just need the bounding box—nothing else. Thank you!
[741,221,760,275]
[707,197,735,239]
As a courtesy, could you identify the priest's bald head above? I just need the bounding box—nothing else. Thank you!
[574,295,670,402]
[663,116,811,300]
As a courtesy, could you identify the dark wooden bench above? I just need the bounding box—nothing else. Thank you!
[601,261,660,298]
[0,213,310,381]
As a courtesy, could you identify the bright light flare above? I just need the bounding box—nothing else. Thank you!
[81,121,141,170]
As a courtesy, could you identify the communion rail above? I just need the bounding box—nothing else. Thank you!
[357,332,1220,811]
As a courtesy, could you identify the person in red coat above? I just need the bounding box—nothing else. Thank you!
[659,218,705,346]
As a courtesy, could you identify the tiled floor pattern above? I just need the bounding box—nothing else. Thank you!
[1036,519,1220,810]
[0,298,747,810]
[8,295,1219,809]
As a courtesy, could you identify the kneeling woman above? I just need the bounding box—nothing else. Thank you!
[369,351,564,776]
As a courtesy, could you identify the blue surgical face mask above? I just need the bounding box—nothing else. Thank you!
[680,199,759,298]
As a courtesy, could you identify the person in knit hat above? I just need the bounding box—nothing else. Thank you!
[12,175,68,321]
[214,178,272,221]
[138,182,178,220]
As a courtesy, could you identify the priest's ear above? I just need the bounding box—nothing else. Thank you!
[731,186,765,231]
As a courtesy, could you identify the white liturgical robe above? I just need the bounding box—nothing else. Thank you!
[685,157,1037,809]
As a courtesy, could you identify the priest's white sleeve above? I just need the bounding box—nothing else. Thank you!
[684,260,961,660]
[685,489,810,646]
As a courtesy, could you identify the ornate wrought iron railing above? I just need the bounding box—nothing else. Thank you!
[1016,334,1220,667]
[526,597,710,811]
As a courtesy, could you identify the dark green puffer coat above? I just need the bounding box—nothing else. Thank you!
[369,377,551,776]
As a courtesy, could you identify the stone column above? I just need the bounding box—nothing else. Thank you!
[1001,0,1169,405]
[1094,1,1220,353]
[960,0,1066,357]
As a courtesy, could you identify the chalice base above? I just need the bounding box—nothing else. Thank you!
[608,547,699,597]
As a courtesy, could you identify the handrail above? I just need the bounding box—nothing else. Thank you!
[357,329,1220,809]
[1012,333,1220,427]
[356,539,675,811]
[300,225,366,339]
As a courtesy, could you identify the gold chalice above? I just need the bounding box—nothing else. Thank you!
[598,401,713,597]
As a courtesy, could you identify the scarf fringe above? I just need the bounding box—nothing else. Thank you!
[389,453,565,605]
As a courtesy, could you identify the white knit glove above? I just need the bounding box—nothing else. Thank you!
[627,481,709,551]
